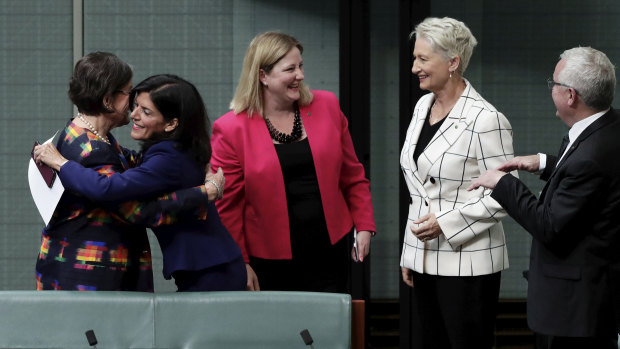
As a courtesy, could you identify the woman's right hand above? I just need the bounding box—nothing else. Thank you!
[246,264,260,291]
[33,143,68,171]
[401,267,414,287]
[204,164,225,201]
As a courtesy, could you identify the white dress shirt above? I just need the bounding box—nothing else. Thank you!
[538,108,609,171]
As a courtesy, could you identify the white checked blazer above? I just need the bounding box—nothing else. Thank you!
[400,80,515,276]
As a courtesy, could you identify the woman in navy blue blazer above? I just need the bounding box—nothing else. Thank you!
[35,74,246,291]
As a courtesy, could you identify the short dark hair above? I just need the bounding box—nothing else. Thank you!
[130,74,211,165]
[68,52,133,115]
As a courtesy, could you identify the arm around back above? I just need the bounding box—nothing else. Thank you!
[59,141,184,203]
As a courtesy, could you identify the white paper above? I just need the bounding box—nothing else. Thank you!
[28,133,64,225]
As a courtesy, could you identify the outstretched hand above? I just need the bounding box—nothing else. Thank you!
[496,155,540,173]
[467,169,507,191]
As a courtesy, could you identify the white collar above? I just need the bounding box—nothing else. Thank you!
[568,108,609,143]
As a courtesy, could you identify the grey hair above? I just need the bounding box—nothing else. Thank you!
[558,47,616,110]
[410,17,478,76]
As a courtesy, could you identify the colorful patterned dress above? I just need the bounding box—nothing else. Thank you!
[35,120,209,291]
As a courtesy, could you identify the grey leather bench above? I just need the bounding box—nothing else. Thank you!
[0,291,351,348]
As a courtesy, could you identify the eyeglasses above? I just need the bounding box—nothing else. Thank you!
[547,78,579,95]
[116,89,131,95]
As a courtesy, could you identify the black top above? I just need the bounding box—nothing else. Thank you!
[274,138,331,258]
[412,108,447,165]
[252,137,350,293]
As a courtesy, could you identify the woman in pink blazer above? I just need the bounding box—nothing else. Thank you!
[211,32,376,292]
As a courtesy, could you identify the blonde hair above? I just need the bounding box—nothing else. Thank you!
[412,17,477,76]
[230,31,313,117]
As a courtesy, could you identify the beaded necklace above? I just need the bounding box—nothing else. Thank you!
[264,104,302,144]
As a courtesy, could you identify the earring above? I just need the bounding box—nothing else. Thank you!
[449,71,453,79]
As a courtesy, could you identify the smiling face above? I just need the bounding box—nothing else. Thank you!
[260,47,304,108]
[411,37,452,93]
[130,92,178,141]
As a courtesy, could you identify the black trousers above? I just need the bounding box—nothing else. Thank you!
[535,332,618,349]
[410,271,501,349]
[249,234,350,293]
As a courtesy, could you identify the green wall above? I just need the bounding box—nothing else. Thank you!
[2,0,619,299]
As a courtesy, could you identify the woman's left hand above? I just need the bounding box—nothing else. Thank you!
[351,230,372,262]
[411,213,442,242]
[33,143,68,171]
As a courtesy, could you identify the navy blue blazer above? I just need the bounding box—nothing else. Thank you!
[492,109,620,337]
[58,140,243,279]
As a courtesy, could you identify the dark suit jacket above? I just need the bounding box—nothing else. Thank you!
[492,109,620,337]
[59,140,243,279]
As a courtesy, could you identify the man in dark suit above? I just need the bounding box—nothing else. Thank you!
[469,46,620,349]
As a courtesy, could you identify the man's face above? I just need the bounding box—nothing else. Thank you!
[551,59,571,126]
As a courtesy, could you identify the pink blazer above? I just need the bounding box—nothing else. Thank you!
[211,90,376,262]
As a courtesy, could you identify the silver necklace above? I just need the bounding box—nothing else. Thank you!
[77,113,111,145]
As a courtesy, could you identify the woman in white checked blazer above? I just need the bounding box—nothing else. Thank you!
[400,17,516,349]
